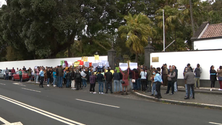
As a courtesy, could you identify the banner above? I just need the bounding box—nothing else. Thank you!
[129,62,138,70]
[84,62,89,67]
[119,63,128,71]
[74,61,80,67]
[98,62,103,68]
[82,56,88,62]
[94,55,99,60]
[64,61,68,67]
[61,60,64,66]
[92,63,98,67]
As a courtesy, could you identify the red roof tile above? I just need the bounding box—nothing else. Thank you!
[200,23,222,38]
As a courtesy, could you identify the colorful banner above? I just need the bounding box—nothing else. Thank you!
[74,61,80,67]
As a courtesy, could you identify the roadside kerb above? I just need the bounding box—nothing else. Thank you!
[161,87,222,95]
[132,91,222,110]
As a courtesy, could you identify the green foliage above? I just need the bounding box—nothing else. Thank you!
[0,0,220,62]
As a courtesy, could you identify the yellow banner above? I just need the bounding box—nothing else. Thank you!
[82,56,88,62]
[74,61,80,67]
[94,55,99,60]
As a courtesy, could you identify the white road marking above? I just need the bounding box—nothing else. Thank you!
[13,83,26,87]
[0,83,6,85]
[21,88,41,93]
[209,122,222,125]
[76,98,120,109]
[0,117,23,125]
[0,95,85,125]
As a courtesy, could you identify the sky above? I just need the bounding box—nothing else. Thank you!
[0,0,6,7]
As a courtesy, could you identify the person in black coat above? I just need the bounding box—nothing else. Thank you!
[210,65,217,88]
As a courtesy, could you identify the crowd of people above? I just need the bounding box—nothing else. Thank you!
[3,63,222,99]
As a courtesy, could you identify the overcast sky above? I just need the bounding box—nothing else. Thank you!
[0,0,6,7]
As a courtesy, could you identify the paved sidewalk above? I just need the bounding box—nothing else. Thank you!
[132,87,222,109]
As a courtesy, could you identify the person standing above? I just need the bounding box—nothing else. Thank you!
[129,68,133,90]
[81,70,87,88]
[65,70,71,88]
[140,68,147,92]
[184,64,193,97]
[113,70,120,93]
[217,66,222,90]
[46,68,51,87]
[39,68,44,88]
[210,65,217,89]
[5,68,9,80]
[119,67,129,95]
[119,71,123,92]
[184,68,195,99]
[11,67,15,77]
[71,68,76,90]
[146,68,152,92]
[97,71,104,94]
[150,68,156,96]
[161,64,168,86]
[172,65,178,92]
[18,69,22,82]
[154,68,163,99]
[36,68,39,83]
[89,72,97,94]
[194,64,202,89]
[58,66,63,88]
[52,69,56,87]
[165,68,176,95]
[75,69,81,90]
[105,69,113,94]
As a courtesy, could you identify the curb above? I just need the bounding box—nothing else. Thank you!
[131,91,222,110]
[161,87,222,95]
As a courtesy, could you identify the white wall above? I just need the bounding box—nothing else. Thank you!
[194,38,222,50]
[0,56,108,70]
[150,50,222,80]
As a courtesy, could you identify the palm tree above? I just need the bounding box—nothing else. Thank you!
[118,13,155,62]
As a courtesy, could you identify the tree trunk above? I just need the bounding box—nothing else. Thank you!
[189,0,195,36]
[135,53,138,63]
[68,46,71,57]
[189,0,195,50]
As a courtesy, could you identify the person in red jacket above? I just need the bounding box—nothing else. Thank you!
[119,67,129,95]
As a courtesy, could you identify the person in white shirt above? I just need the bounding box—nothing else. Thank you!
[140,69,147,91]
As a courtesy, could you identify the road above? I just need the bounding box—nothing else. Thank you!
[0,79,221,125]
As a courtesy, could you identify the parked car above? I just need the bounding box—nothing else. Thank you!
[11,71,29,82]
[0,69,12,79]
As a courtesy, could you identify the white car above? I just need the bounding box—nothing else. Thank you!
[0,69,12,79]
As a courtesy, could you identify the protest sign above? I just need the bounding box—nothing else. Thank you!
[129,62,138,70]
[82,56,88,62]
[84,62,89,67]
[119,63,128,71]
[92,63,98,67]
[94,55,99,60]
[74,61,80,67]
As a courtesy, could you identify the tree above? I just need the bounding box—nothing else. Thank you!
[118,13,155,62]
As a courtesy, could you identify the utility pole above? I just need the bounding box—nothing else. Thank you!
[163,9,165,51]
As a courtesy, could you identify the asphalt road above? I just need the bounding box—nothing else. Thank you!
[0,79,221,125]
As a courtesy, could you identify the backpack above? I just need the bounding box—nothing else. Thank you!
[76,73,81,79]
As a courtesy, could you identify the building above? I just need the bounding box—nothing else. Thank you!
[191,22,222,50]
